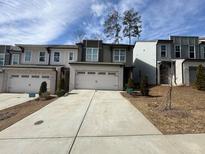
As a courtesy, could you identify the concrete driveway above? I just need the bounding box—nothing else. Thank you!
[0,90,204,154]
[0,93,37,110]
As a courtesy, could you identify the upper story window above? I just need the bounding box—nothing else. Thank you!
[0,53,5,66]
[175,45,181,58]
[113,49,126,62]
[86,48,99,62]
[54,52,60,62]
[39,52,46,62]
[24,51,31,62]
[12,54,19,65]
[160,45,167,58]
[189,46,195,59]
[69,52,74,61]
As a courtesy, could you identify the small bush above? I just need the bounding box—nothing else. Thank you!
[195,65,205,91]
[56,89,65,97]
[127,78,135,88]
[140,76,149,96]
[39,81,47,96]
[40,92,51,100]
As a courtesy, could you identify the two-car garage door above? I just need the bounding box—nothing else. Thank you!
[8,74,51,93]
[75,71,119,90]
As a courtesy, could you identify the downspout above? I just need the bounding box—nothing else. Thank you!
[55,68,58,93]
[46,47,51,65]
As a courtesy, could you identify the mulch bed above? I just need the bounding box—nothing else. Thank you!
[0,97,57,131]
[122,86,205,135]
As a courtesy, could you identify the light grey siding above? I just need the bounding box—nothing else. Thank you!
[156,43,172,61]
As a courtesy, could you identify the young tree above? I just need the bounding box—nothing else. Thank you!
[104,10,122,44]
[195,64,205,90]
[123,8,142,45]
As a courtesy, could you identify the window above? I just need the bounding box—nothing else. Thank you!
[69,52,74,61]
[113,49,126,62]
[42,76,49,79]
[24,51,31,62]
[77,72,85,74]
[160,45,166,58]
[189,46,195,59]
[88,72,96,74]
[86,48,99,62]
[175,45,181,58]
[11,75,19,78]
[108,72,116,75]
[54,52,60,62]
[12,54,19,65]
[21,75,29,78]
[98,72,106,75]
[39,52,46,62]
[32,75,39,78]
[0,53,5,66]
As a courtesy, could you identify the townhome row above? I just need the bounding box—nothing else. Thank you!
[133,36,205,86]
[0,40,133,94]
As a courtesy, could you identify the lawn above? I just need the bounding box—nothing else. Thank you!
[122,86,205,134]
[0,97,57,131]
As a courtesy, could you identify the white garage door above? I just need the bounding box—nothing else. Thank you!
[75,71,119,90]
[8,74,50,93]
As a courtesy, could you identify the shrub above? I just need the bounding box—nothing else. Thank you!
[195,65,205,90]
[40,92,51,100]
[39,81,47,96]
[140,76,149,96]
[56,89,65,97]
[127,78,135,88]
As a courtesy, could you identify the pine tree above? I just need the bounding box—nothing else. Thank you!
[123,8,142,45]
[195,65,205,90]
[103,10,122,44]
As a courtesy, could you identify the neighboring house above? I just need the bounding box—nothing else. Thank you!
[133,36,205,86]
[69,40,133,90]
[0,45,78,94]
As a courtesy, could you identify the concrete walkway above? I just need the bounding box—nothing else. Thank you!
[0,90,204,154]
[0,93,38,110]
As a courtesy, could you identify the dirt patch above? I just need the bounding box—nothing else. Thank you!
[0,97,57,131]
[122,86,205,135]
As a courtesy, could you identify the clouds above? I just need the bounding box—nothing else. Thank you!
[0,0,205,45]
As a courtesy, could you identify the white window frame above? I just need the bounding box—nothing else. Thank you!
[69,52,74,61]
[113,49,126,63]
[24,51,32,62]
[0,53,5,66]
[11,54,20,65]
[39,51,46,62]
[86,48,99,62]
[160,45,167,58]
[189,45,195,59]
[175,45,181,58]
[54,52,60,63]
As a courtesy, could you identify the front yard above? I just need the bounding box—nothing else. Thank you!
[122,86,205,134]
[0,97,57,131]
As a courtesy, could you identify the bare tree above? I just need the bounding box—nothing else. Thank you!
[74,29,86,43]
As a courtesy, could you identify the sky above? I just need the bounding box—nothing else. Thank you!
[0,0,205,45]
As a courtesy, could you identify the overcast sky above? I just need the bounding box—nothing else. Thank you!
[0,0,205,45]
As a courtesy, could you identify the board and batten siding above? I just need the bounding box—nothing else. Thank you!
[133,41,157,84]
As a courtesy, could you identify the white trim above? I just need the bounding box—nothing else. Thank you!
[0,53,5,66]
[86,48,99,62]
[11,54,20,65]
[113,48,126,63]
[188,45,195,59]
[175,45,181,58]
[24,51,32,63]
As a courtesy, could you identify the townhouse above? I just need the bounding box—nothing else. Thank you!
[133,36,205,86]
[0,40,133,94]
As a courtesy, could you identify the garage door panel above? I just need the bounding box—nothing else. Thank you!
[75,71,119,90]
[8,74,51,93]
